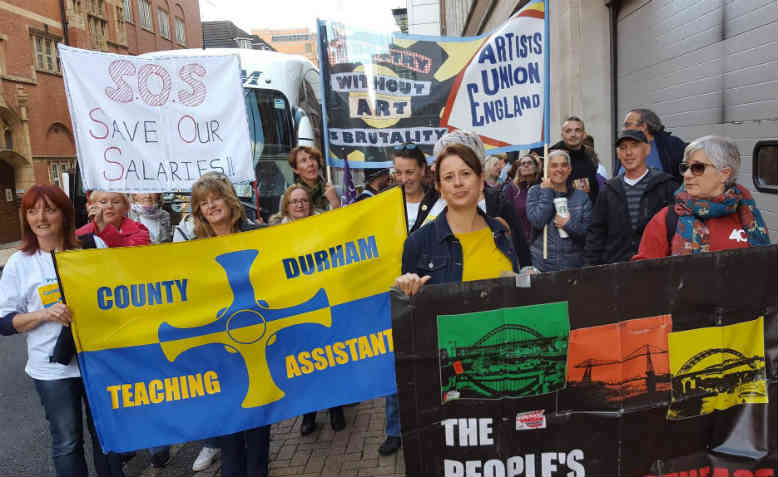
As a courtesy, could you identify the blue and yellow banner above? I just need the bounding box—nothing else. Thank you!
[55,188,406,452]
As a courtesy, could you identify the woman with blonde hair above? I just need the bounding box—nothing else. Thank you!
[268,185,316,225]
[174,172,269,476]
[190,173,254,237]
[483,155,502,188]
[76,190,150,247]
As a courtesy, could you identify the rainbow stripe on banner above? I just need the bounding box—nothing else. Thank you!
[55,188,406,452]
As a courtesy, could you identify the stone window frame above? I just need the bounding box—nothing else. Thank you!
[174,16,186,45]
[115,5,128,45]
[157,8,170,39]
[138,0,153,31]
[123,0,133,23]
[30,29,62,76]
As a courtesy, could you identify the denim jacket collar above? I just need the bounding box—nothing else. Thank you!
[431,206,510,244]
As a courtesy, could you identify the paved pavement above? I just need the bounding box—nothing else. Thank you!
[180,399,405,477]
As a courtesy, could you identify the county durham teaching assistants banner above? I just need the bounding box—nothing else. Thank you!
[393,245,777,476]
[59,45,255,192]
[55,188,405,453]
[318,1,548,167]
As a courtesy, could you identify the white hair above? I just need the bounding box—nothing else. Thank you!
[547,149,571,165]
[684,135,740,185]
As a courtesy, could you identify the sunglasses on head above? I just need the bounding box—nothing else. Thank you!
[679,162,715,176]
[393,143,418,151]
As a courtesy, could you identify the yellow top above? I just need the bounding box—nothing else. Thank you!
[456,227,513,282]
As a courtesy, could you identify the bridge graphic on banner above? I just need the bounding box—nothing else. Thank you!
[440,323,567,401]
[672,348,766,399]
[574,344,670,391]
[158,250,332,408]
[668,344,768,420]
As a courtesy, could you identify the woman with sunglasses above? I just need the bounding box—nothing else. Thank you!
[635,135,770,259]
[1,185,124,477]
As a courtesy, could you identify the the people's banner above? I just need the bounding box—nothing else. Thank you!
[59,45,255,192]
[54,188,405,452]
[317,1,547,167]
[392,245,777,476]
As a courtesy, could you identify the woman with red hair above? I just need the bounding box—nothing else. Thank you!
[0,185,123,476]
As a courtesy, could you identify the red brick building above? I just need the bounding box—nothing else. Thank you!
[0,0,201,244]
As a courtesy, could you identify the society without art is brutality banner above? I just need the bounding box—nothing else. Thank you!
[59,45,255,192]
[55,188,406,452]
[318,1,547,167]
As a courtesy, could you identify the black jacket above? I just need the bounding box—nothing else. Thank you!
[355,184,383,202]
[408,187,440,234]
[654,130,688,182]
[584,171,679,265]
[484,185,532,268]
[550,141,600,203]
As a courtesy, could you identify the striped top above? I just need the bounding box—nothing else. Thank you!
[623,169,652,230]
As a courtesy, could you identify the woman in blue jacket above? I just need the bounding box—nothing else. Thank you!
[526,150,592,272]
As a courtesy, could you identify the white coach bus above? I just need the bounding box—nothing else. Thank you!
[140,48,323,220]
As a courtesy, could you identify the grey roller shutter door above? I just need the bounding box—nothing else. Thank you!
[616,0,777,240]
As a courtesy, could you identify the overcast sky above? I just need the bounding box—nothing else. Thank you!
[199,0,405,34]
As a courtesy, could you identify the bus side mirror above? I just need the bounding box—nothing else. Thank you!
[753,140,777,194]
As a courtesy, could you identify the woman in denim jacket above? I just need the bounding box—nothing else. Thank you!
[526,150,592,272]
[395,143,519,295]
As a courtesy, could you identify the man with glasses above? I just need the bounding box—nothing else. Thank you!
[585,130,679,265]
[622,108,687,182]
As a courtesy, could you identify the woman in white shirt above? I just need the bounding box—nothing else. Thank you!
[0,185,122,476]
[391,143,438,234]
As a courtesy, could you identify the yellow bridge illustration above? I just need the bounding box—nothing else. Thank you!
[158,250,332,408]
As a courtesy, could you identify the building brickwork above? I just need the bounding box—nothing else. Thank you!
[0,0,201,243]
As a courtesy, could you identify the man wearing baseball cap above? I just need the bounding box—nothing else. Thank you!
[355,168,392,202]
[584,130,679,265]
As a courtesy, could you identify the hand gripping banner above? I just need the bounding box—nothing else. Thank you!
[318,1,548,167]
[392,245,777,476]
[54,188,405,452]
